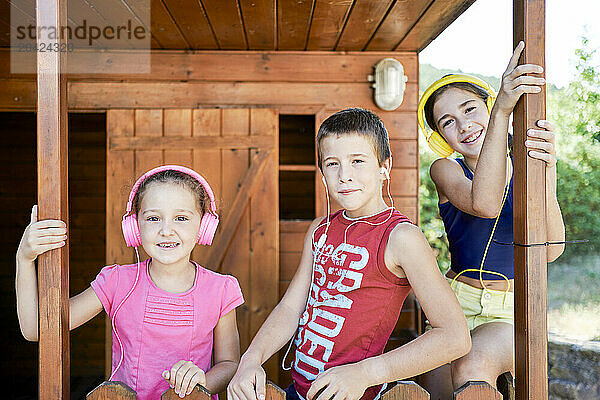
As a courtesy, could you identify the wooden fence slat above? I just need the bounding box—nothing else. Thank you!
[381,381,430,400]
[266,381,286,400]
[161,384,211,400]
[86,381,137,399]
[453,381,502,400]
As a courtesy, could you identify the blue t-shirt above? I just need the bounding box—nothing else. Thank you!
[438,158,514,280]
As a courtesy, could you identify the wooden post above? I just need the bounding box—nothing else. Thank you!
[453,381,501,400]
[513,1,548,399]
[36,0,69,398]
[87,381,137,400]
[161,385,210,400]
[266,382,286,400]
[381,381,430,400]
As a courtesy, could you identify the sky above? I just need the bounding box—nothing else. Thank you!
[419,0,600,88]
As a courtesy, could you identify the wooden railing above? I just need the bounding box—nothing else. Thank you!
[86,374,515,400]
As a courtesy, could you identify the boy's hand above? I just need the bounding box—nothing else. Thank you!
[227,361,266,400]
[307,364,369,400]
[17,205,67,263]
[163,361,206,398]
[495,41,546,116]
[525,120,556,167]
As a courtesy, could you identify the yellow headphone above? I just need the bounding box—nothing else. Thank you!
[417,74,497,158]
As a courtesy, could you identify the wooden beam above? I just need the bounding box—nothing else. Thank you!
[109,135,275,150]
[396,0,476,52]
[36,0,69,398]
[0,49,418,83]
[513,1,548,399]
[66,81,418,110]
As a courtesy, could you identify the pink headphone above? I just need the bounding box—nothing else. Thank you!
[121,165,219,247]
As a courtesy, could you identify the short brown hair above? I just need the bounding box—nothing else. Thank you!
[316,108,391,170]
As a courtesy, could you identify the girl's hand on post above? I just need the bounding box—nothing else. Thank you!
[163,360,207,398]
[17,205,67,263]
[495,41,546,116]
[525,120,556,167]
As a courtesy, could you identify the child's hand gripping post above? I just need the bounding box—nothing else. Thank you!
[163,361,207,398]
[15,205,68,341]
[495,41,546,117]
[17,205,67,263]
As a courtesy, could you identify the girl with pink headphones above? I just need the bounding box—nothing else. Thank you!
[16,165,243,399]
[418,43,565,397]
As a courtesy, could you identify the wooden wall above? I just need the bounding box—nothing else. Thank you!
[0,112,106,397]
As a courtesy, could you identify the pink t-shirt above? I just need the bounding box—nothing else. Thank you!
[91,259,244,400]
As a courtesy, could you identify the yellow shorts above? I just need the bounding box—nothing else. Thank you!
[448,278,514,331]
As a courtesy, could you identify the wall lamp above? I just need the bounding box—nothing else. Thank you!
[368,58,408,111]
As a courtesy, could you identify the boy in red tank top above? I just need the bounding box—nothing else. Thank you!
[228,108,471,400]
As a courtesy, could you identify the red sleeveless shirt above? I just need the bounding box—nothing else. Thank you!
[291,208,413,400]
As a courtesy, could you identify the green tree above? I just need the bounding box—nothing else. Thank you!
[548,36,600,259]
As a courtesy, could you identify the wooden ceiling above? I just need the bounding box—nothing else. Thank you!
[0,0,476,52]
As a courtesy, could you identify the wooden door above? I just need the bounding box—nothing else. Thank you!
[106,108,280,381]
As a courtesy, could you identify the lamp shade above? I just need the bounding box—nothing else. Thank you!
[371,58,408,111]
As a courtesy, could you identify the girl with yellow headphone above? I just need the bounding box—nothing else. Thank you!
[418,42,565,398]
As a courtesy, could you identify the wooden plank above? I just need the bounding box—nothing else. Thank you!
[106,110,136,377]
[306,0,354,50]
[86,0,153,48]
[266,382,286,400]
[396,0,476,52]
[389,169,418,197]
[109,135,275,151]
[36,0,69,397]
[453,381,502,400]
[220,109,251,351]
[201,0,247,49]
[277,0,314,50]
[239,0,276,49]
[192,109,222,264]
[366,0,431,51]
[336,0,394,51]
[381,381,429,400]
[513,1,548,400]
[161,384,210,400]
[249,108,279,382]
[86,381,137,399]
[0,50,418,83]
[280,232,305,252]
[280,220,312,233]
[161,0,218,49]
[149,0,189,49]
[164,109,193,166]
[389,140,418,168]
[67,81,419,111]
[207,149,272,268]
[135,109,163,138]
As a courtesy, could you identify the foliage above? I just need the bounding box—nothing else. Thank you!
[419,149,450,273]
